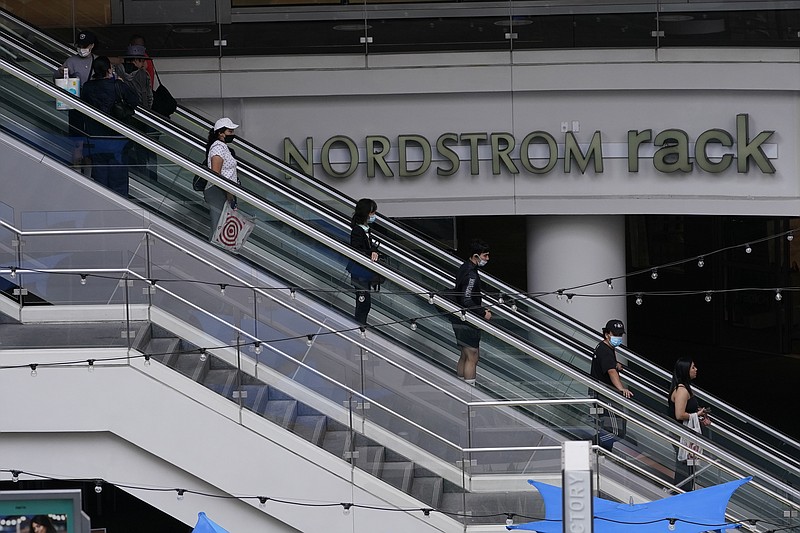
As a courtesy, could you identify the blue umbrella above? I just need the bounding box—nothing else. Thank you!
[509,477,751,532]
[192,512,231,533]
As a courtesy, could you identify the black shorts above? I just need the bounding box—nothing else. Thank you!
[453,322,481,349]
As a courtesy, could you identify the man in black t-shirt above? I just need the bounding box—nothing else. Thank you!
[590,319,633,398]
[452,238,491,385]
[590,319,633,451]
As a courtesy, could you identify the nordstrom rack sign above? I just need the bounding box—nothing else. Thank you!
[283,114,775,179]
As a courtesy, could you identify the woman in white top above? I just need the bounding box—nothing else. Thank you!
[203,117,240,238]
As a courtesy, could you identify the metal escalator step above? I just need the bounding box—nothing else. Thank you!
[411,476,443,509]
[293,415,326,446]
[354,445,385,477]
[263,399,298,429]
[380,460,414,493]
[321,430,352,458]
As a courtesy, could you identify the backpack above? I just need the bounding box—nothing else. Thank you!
[193,156,208,191]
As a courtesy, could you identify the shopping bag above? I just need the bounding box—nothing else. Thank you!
[678,413,703,466]
[55,76,80,110]
[211,202,255,252]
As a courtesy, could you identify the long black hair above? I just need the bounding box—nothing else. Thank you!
[90,55,111,80]
[352,198,377,226]
[669,356,694,398]
[204,126,227,159]
[29,515,57,533]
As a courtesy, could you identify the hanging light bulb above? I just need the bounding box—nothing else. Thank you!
[253,341,263,355]
[775,289,783,301]
[428,293,434,305]
[11,470,20,483]
[745,244,752,254]
[176,489,185,501]
[668,518,677,531]
[704,292,712,303]
[360,327,367,339]
[80,274,87,285]
[460,310,467,321]
[87,359,95,373]
[511,302,517,311]
[306,335,314,346]
[506,514,515,526]
[422,509,431,518]
[410,320,418,331]
[144,354,151,367]
[498,294,504,304]
[10,267,16,279]
[651,269,658,280]
[788,233,795,242]
[258,497,268,508]
[219,284,226,295]
[342,503,352,516]
[199,349,207,362]
[606,279,613,290]
[566,294,574,303]
[556,290,564,301]
[697,256,705,268]
[29,363,38,377]
[635,294,643,306]
[94,480,103,494]
[289,288,297,300]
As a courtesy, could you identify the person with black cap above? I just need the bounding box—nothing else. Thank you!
[590,319,633,399]
[60,30,98,87]
[58,30,98,169]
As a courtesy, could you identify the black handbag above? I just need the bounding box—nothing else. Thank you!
[110,81,135,123]
[152,69,177,117]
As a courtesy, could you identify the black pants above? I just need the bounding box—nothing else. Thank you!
[674,457,695,491]
[352,277,371,325]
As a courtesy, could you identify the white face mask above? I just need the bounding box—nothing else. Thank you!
[77,47,91,58]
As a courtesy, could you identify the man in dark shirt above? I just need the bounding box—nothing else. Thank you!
[590,319,632,451]
[591,319,633,398]
[452,238,491,385]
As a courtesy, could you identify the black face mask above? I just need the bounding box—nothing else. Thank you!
[224,134,236,143]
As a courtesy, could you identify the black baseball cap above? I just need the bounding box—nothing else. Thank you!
[76,31,97,47]
[603,319,625,336]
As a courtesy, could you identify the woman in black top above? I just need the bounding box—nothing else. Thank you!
[346,198,380,325]
[81,56,138,197]
[668,357,711,490]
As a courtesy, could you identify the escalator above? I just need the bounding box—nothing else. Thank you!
[1,9,799,530]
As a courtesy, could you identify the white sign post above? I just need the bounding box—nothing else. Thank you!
[562,440,593,533]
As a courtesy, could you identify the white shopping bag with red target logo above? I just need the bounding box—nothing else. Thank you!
[211,202,255,252]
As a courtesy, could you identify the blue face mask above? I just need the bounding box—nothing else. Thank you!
[609,336,623,347]
[367,214,377,224]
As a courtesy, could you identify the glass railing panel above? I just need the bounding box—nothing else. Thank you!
[16,232,148,306]
[466,401,567,476]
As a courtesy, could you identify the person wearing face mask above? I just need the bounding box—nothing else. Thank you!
[346,198,381,325]
[589,319,632,451]
[452,238,491,385]
[58,31,98,169]
[202,118,240,238]
[591,319,632,398]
